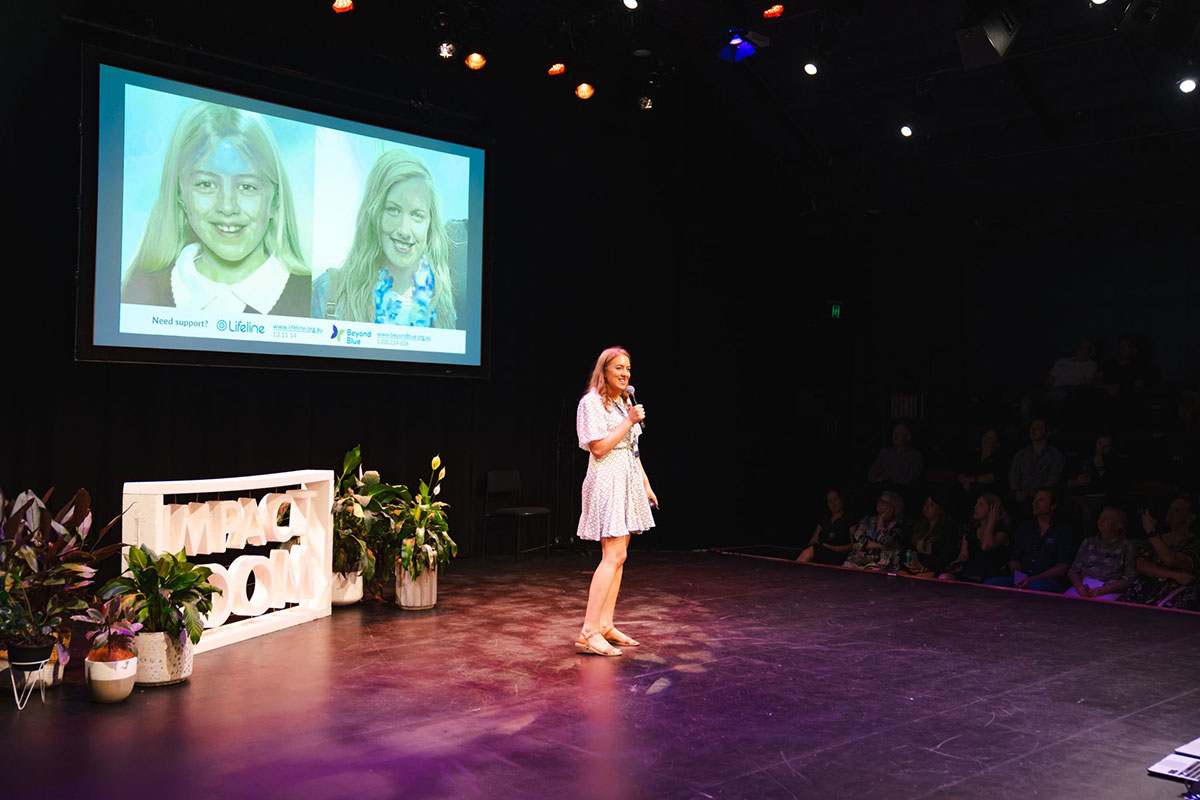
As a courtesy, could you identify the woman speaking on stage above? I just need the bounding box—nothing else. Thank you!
[575,346,658,657]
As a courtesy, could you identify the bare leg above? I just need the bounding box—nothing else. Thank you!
[581,535,628,652]
[797,545,815,563]
[599,534,640,645]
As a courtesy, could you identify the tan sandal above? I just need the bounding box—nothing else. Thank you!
[576,631,622,657]
[601,626,640,647]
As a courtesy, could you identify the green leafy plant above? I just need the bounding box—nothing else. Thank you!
[333,445,401,582]
[71,597,143,662]
[98,545,220,645]
[0,488,123,664]
[391,455,456,580]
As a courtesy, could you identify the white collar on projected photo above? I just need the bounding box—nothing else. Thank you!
[171,243,288,314]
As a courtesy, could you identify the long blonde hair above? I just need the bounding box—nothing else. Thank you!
[585,346,631,410]
[326,148,456,328]
[123,102,307,282]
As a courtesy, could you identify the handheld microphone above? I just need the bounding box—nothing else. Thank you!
[626,384,644,430]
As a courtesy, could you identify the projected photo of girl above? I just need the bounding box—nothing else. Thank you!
[121,102,311,316]
[312,147,460,329]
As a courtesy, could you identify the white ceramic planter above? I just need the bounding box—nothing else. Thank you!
[85,656,138,703]
[397,567,438,610]
[331,571,364,605]
[135,632,194,686]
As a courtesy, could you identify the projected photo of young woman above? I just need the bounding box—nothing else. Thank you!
[121,102,311,316]
[312,148,459,329]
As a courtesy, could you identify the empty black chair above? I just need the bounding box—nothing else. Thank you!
[483,470,552,561]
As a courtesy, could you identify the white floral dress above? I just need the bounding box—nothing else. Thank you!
[576,390,656,540]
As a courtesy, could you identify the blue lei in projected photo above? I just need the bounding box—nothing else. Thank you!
[372,260,436,327]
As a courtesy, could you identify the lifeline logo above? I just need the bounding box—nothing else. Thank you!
[217,319,265,335]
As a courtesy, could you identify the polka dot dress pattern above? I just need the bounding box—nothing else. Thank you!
[576,390,656,541]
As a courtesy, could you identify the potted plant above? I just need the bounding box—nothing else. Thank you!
[330,445,390,605]
[98,545,219,686]
[0,488,122,690]
[389,455,456,610]
[71,598,142,703]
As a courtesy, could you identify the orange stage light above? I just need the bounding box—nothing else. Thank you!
[575,83,595,99]
[763,4,784,18]
[548,63,566,76]
[332,0,353,13]
[465,52,487,70]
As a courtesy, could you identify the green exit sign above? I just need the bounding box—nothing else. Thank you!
[830,303,842,319]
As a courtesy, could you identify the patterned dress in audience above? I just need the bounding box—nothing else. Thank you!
[843,515,903,572]
[1121,536,1200,611]
[1068,535,1139,594]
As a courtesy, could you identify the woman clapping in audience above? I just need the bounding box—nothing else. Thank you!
[1122,497,1199,610]
[943,494,1010,582]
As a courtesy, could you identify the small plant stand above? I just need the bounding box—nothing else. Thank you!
[5,657,50,710]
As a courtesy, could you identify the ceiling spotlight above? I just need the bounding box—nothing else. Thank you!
[638,96,654,110]
[332,0,353,12]
[465,52,486,70]
[623,0,639,8]
[438,42,456,59]
[718,30,757,62]
[1090,0,1107,4]
[900,125,914,137]
[1179,78,1197,94]
[804,62,818,76]
[548,62,566,76]
[764,4,784,17]
[575,83,595,100]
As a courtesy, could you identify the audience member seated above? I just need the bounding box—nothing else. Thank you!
[984,489,1075,593]
[943,493,1011,583]
[900,493,962,578]
[1022,338,1099,423]
[956,428,1003,507]
[1065,507,1139,601]
[843,491,904,572]
[1009,419,1066,505]
[798,489,854,566]
[867,423,923,487]
[1097,336,1153,423]
[1121,497,1200,611]
[1063,431,1117,540]
[1065,433,1117,497]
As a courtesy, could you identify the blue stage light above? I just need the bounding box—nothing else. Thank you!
[718,30,756,62]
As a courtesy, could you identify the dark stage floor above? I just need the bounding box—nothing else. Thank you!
[3,551,1198,799]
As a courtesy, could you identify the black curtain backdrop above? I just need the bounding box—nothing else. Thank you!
[3,7,1199,565]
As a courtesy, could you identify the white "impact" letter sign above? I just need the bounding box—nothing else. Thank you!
[121,470,334,654]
